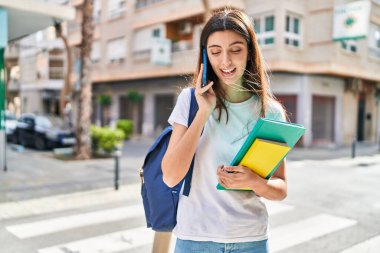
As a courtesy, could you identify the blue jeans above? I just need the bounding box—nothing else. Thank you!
[174,238,269,253]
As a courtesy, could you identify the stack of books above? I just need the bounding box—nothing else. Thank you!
[217,118,306,191]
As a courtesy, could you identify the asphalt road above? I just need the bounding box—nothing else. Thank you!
[0,142,379,253]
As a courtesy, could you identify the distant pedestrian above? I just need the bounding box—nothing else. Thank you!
[162,8,287,253]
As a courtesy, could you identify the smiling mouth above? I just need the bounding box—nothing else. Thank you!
[220,68,237,77]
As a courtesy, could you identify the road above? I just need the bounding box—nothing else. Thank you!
[0,142,379,253]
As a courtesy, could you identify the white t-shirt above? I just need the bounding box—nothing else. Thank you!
[168,87,285,243]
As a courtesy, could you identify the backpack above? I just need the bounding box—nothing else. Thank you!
[140,88,198,232]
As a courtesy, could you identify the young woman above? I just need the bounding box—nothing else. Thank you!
[162,9,287,253]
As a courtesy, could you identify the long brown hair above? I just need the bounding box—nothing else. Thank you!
[192,8,283,122]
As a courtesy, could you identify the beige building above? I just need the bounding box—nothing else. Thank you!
[64,0,380,147]
[5,0,73,117]
[6,29,66,116]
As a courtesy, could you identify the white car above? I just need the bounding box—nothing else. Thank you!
[5,111,18,141]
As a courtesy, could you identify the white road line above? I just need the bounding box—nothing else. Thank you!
[270,214,357,252]
[38,227,154,253]
[35,213,358,253]
[6,205,144,239]
[339,235,380,253]
[0,183,141,220]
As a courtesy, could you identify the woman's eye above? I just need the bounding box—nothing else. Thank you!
[231,49,242,53]
[211,52,221,55]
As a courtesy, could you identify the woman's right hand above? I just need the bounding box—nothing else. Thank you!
[195,64,216,117]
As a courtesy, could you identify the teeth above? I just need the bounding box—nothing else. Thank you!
[221,69,234,73]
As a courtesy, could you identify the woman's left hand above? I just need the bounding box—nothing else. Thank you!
[217,165,264,190]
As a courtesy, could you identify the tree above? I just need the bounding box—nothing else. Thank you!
[54,21,72,119]
[202,0,211,21]
[76,0,94,160]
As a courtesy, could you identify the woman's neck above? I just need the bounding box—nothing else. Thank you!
[222,80,252,103]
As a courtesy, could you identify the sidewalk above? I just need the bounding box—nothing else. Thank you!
[1,139,379,204]
[122,136,380,161]
[288,142,380,161]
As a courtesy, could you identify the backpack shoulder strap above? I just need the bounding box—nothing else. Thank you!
[182,88,198,196]
[187,88,198,126]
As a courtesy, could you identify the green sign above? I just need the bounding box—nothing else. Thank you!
[0,9,7,48]
[333,1,370,41]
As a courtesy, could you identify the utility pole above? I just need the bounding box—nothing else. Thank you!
[0,8,8,172]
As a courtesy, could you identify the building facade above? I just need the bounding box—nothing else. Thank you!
[26,0,380,147]
[6,28,66,117]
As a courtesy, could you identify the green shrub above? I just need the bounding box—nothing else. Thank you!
[90,125,102,152]
[90,125,125,154]
[116,119,133,139]
[98,94,112,106]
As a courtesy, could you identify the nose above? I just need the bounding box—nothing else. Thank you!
[221,52,232,67]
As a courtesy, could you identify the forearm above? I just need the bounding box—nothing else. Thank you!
[162,111,209,187]
[252,177,287,201]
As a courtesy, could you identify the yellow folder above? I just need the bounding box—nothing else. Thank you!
[239,138,290,179]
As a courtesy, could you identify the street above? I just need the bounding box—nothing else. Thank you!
[0,141,379,253]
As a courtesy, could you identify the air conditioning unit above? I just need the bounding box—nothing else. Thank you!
[179,22,193,35]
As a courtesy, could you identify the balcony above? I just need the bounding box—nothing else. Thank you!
[108,8,126,20]
[133,0,204,29]
[5,44,20,59]
[49,67,65,80]
[7,79,21,92]
[172,40,193,52]
[70,0,84,7]
[208,0,245,10]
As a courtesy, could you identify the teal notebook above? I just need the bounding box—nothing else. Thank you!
[217,117,306,191]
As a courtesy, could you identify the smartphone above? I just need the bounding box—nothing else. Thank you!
[202,48,208,88]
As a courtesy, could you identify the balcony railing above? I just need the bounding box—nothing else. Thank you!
[369,47,380,59]
[172,40,193,52]
[108,8,126,20]
[135,0,167,10]
[49,67,64,79]
[133,49,151,62]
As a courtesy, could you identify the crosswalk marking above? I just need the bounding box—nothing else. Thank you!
[38,226,154,253]
[0,183,141,220]
[269,214,357,252]
[4,195,361,253]
[6,205,144,239]
[339,235,380,253]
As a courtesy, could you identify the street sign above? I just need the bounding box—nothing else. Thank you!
[333,0,371,41]
[151,38,172,66]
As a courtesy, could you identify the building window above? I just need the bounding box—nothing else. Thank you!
[49,59,64,79]
[133,25,164,60]
[152,28,161,38]
[93,0,102,23]
[369,23,380,58]
[252,15,275,46]
[340,40,357,53]
[91,41,101,63]
[107,37,126,63]
[285,14,301,48]
[108,0,126,20]
[135,0,166,9]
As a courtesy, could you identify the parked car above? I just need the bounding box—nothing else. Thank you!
[12,114,76,150]
[5,111,18,141]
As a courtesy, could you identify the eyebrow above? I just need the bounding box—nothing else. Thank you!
[208,41,245,48]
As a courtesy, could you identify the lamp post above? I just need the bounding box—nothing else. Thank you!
[0,8,8,172]
[114,149,121,190]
